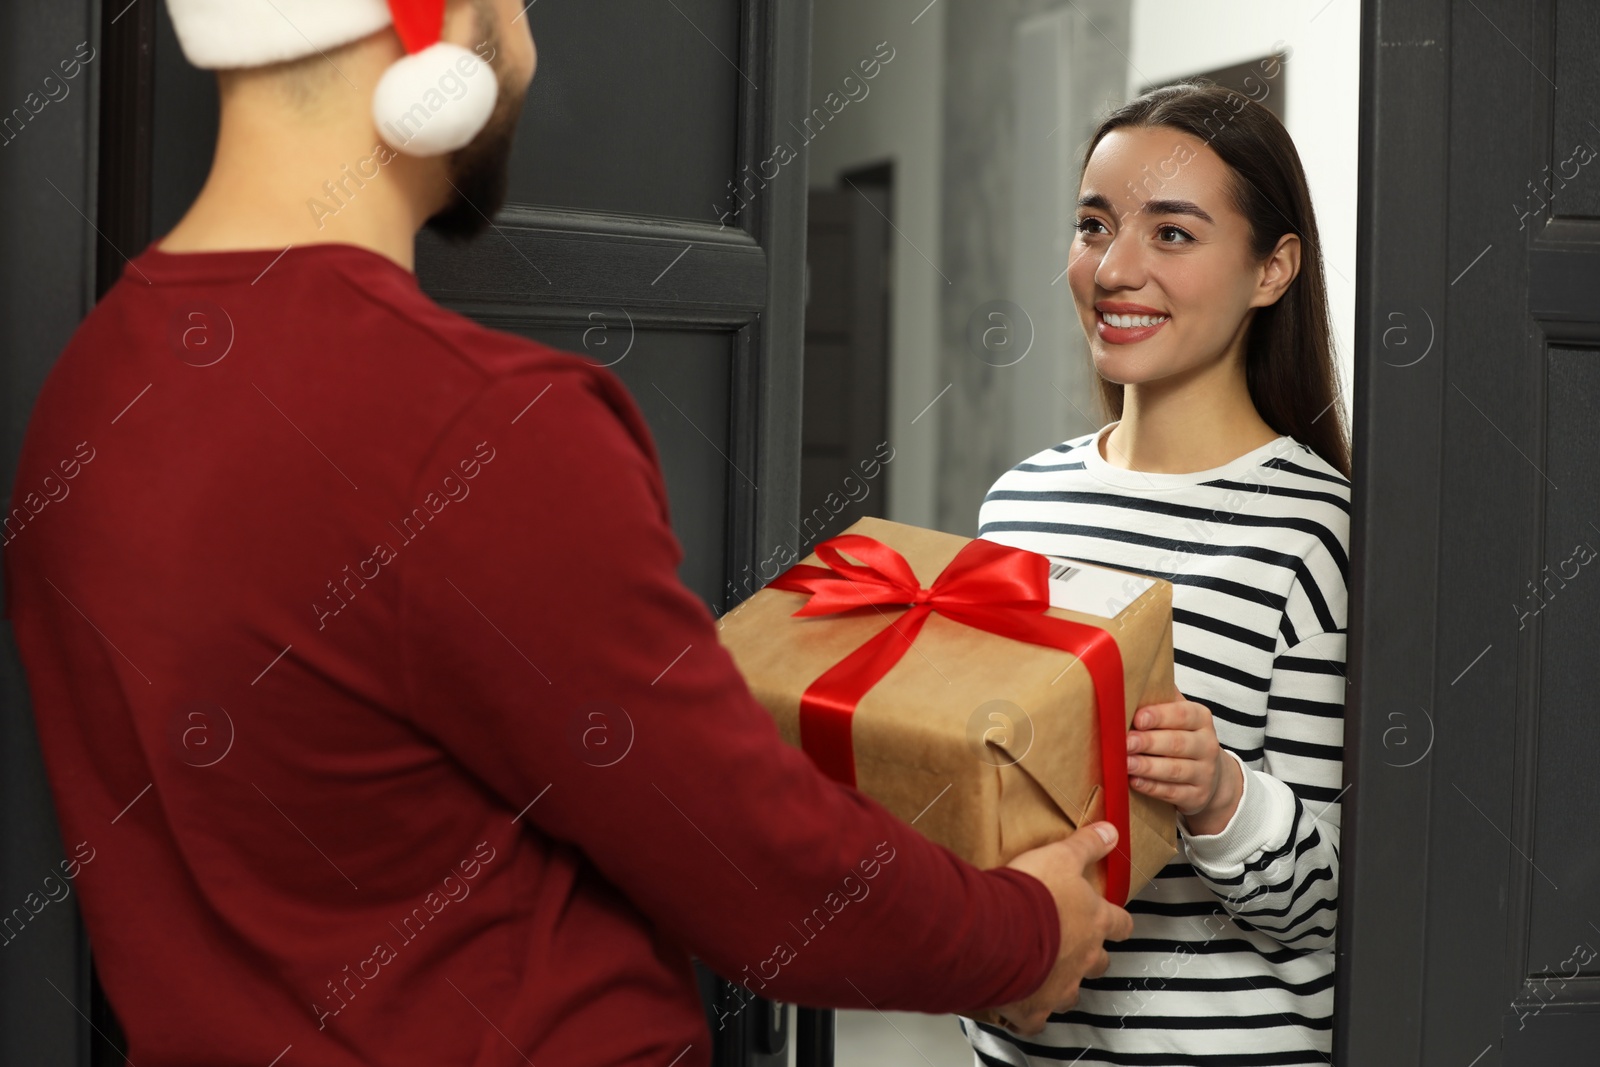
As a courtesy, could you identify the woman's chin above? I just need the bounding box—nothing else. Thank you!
[1089,350,1139,385]
[1090,339,1188,387]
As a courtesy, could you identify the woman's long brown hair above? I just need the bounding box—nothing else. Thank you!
[1083,81,1352,480]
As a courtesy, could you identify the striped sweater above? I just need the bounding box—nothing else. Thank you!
[962,422,1349,1066]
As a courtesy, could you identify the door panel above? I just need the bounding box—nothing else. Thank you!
[1549,2,1600,218]
[503,0,741,220]
[504,321,735,606]
[1526,349,1599,976]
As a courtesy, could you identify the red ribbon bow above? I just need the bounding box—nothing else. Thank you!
[768,533,1132,904]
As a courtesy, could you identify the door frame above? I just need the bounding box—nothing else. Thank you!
[1334,0,1449,1059]
[0,0,101,1063]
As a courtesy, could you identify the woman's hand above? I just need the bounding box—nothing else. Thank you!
[1125,698,1243,836]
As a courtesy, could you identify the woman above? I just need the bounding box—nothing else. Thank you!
[968,82,1350,1064]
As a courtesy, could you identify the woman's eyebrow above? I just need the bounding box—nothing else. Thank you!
[1076,191,1215,225]
[1145,198,1215,224]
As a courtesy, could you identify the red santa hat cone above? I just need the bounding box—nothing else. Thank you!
[165,0,497,157]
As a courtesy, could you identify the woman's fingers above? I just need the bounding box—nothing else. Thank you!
[1127,699,1222,812]
[1126,727,1211,760]
[1128,766,1210,813]
[1126,753,1207,786]
[1132,700,1210,731]
[1129,773,1186,807]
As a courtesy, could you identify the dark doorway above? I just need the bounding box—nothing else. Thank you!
[799,164,893,559]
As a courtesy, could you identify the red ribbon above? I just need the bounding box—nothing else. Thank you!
[768,533,1132,904]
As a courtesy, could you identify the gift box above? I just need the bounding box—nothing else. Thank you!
[717,516,1179,981]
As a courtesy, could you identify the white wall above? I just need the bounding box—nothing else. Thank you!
[1130,0,1362,417]
[807,0,946,530]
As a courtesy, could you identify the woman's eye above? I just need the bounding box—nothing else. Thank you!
[1075,217,1108,236]
[1156,224,1194,244]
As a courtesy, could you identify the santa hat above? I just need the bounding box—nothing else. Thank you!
[165,0,498,157]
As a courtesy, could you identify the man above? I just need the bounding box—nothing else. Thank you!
[2,0,1131,1062]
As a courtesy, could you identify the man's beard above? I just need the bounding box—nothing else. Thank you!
[424,57,522,241]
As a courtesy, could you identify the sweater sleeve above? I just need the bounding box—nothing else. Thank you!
[393,366,1060,1012]
[1179,626,1346,951]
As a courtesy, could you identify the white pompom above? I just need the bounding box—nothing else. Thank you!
[372,42,498,157]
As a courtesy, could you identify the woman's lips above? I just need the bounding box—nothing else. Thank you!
[1095,310,1169,344]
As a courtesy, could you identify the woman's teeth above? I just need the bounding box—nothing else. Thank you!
[1102,312,1169,328]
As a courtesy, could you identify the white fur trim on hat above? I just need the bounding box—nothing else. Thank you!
[165,0,394,70]
[373,42,498,156]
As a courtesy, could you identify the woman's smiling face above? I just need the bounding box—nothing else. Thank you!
[1067,125,1294,388]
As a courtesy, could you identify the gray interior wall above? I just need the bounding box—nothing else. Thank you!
[936,0,1129,534]
[0,1,98,1064]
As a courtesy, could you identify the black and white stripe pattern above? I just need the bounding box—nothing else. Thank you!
[962,424,1349,1066]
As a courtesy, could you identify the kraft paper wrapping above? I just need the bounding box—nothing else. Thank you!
[717,517,1179,1016]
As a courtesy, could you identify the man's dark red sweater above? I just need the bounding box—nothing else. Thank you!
[1,241,1057,1066]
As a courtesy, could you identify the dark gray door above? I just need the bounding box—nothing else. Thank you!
[1339,1,1600,1063]
[0,2,812,1065]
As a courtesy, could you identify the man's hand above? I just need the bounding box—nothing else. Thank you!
[1126,698,1243,835]
[994,821,1134,1036]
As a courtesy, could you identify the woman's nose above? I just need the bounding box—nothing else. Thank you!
[1094,231,1146,291]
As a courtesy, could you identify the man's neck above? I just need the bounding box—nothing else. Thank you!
[158,50,443,272]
